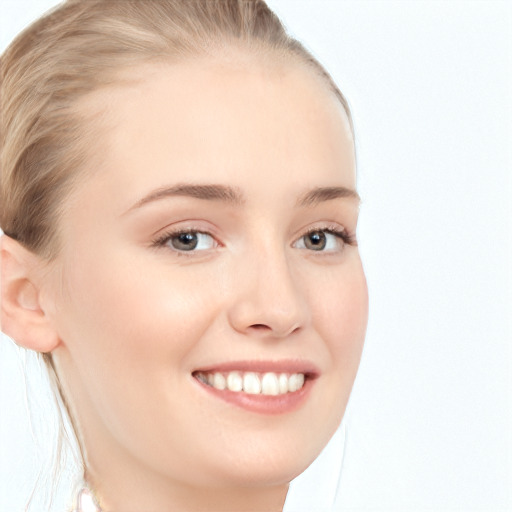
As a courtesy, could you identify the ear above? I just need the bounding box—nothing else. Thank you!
[1,235,60,352]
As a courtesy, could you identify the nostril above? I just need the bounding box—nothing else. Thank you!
[247,323,301,338]
[249,324,271,331]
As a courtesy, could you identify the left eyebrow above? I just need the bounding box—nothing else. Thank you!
[296,186,360,207]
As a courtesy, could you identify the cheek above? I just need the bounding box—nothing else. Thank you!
[281,256,368,469]
[62,247,211,337]
[55,246,220,405]
[53,247,229,467]
[314,255,367,334]
[309,255,368,382]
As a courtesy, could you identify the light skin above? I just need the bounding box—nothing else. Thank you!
[1,53,368,511]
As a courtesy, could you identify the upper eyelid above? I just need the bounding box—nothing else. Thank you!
[293,228,348,250]
[301,225,345,235]
[151,219,221,242]
[153,228,218,246]
[293,223,348,242]
[152,222,352,249]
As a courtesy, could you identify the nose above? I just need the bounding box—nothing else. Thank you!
[226,247,310,339]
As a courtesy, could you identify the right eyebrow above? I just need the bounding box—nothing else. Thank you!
[296,186,360,207]
[124,183,245,214]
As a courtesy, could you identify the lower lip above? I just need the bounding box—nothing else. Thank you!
[194,376,314,415]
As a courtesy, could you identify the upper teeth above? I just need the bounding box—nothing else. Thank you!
[196,371,305,395]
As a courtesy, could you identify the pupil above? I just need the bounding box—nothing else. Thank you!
[306,231,326,250]
[173,232,198,250]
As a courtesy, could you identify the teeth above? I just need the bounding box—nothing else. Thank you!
[288,373,304,392]
[278,373,288,394]
[196,371,306,395]
[196,373,209,385]
[261,372,279,395]
[212,372,226,390]
[226,371,243,392]
[243,372,261,394]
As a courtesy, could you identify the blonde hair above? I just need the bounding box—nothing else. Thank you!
[1,1,353,507]
[0,0,351,259]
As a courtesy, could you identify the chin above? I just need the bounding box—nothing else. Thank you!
[197,422,340,489]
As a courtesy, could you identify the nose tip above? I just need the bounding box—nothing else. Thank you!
[227,262,309,339]
[229,301,305,339]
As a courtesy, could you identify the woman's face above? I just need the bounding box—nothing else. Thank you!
[48,56,368,497]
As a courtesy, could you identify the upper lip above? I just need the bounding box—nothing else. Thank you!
[192,359,320,377]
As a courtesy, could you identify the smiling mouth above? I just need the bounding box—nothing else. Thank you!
[193,370,306,396]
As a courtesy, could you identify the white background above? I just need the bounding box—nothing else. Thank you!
[1,1,511,511]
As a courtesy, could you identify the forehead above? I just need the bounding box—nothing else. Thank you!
[72,56,355,213]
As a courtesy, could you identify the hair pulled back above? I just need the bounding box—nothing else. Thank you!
[0,0,351,259]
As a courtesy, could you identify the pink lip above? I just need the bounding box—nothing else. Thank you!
[192,359,320,376]
[191,359,319,415]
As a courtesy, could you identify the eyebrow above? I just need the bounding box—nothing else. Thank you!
[126,183,245,213]
[296,186,360,207]
[125,183,359,214]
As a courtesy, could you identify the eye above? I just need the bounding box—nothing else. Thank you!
[154,230,217,252]
[294,228,349,252]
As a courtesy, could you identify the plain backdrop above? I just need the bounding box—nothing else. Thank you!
[1,1,511,511]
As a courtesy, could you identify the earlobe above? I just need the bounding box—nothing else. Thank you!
[0,235,60,353]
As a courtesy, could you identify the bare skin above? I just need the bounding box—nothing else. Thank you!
[1,54,367,512]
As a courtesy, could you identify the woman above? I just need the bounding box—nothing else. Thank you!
[0,1,368,510]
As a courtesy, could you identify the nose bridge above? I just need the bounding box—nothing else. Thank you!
[227,232,309,338]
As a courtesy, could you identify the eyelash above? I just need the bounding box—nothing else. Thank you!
[152,225,357,255]
[300,226,357,249]
[151,228,210,250]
